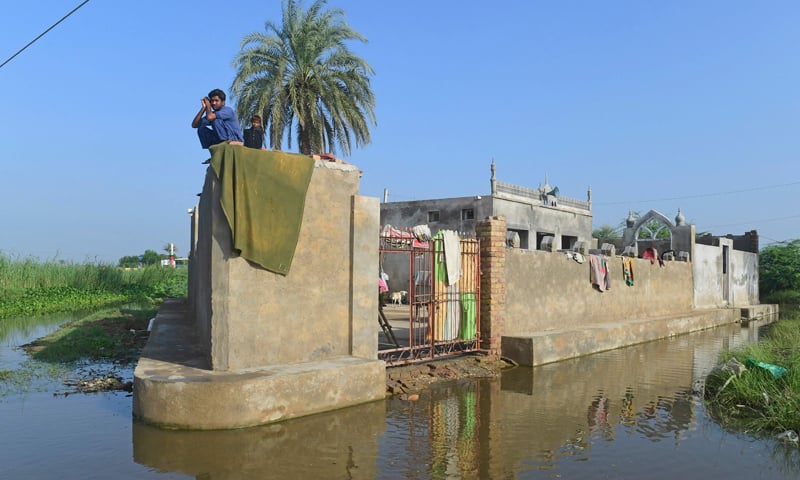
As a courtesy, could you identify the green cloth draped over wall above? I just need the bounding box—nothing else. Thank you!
[209,143,315,275]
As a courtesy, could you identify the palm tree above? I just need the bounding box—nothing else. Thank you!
[231,0,376,156]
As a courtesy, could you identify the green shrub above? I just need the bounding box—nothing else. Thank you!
[0,253,187,319]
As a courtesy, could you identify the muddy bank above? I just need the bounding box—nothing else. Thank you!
[385,354,515,398]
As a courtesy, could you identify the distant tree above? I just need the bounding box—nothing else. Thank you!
[231,0,376,156]
[118,255,140,268]
[118,249,168,268]
[759,240,800,299]
[592,225,619,241]
[141,249,164,265]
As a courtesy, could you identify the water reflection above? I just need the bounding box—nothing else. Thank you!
[0,311,86,345]
[134,400,386,479]
[0,310,93,370]
[132,320,800,479]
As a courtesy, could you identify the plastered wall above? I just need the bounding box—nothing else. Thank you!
[191,161,379,371]
[504,249,694,334]
[693,243,724,308]
[730,249,759,306]
[693,241,759,308]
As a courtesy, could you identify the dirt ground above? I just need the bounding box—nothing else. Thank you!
[384,354,514,399]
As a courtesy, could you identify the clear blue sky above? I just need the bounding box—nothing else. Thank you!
[2,0,798,263]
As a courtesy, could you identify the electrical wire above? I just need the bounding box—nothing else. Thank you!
[703,213,800,230]
[385,180,800,206]
[0,0,91,71]
[594,180,800,206]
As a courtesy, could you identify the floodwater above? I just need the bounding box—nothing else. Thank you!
[1,313,799,479]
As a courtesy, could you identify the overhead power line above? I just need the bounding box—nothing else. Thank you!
[703,213,800,230]
[595,180,800,206]
[0,0,91,71]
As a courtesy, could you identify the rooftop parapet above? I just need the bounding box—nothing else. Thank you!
[494,180,591,213]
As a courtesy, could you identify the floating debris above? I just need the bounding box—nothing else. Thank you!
[776,430,799,444]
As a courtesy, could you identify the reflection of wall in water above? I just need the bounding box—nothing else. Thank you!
[494,324,757,467]
[133,400,386,479]
[132,322,777,479]
[377,382,487,479]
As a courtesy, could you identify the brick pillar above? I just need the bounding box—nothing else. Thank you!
[477,216,506,358]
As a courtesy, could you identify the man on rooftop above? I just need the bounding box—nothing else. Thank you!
[191,88,244,150]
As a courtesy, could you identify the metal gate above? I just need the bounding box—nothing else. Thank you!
[379,226,480,366]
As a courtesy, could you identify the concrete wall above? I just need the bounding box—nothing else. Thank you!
[380,196,490,235]
[191,161,378,371]
[492,196,592,250]
[136,154,386,429]
[694,243,725,308]
[379,194,592,252]
[693,239,759,309]
[697,230,759,253]
[504,248,695,334]
[731,248,759,306]
[379,192,593,294]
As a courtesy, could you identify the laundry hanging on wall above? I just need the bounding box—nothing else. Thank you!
[589,254,611,292]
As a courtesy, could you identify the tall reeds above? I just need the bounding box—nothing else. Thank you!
[0,254,120,291]
[0,253,187,318]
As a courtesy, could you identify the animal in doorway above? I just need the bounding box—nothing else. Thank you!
[390,291,408,305]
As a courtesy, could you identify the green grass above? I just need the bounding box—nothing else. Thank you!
[706,312,800,435]
[25,306,157,363]
[0,253,187,319]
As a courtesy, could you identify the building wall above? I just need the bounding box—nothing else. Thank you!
[379,192,593,292]
[697,230,759,253]
[379,194,592,250]
[731,248,759,306]
[504,248,695,334]
[492,196,592,250]
[694,243,724,308]
[191,160,378,371]
[380,196,490,234]
[693,237,759,309]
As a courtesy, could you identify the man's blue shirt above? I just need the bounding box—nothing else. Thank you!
[200,105,244,142]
